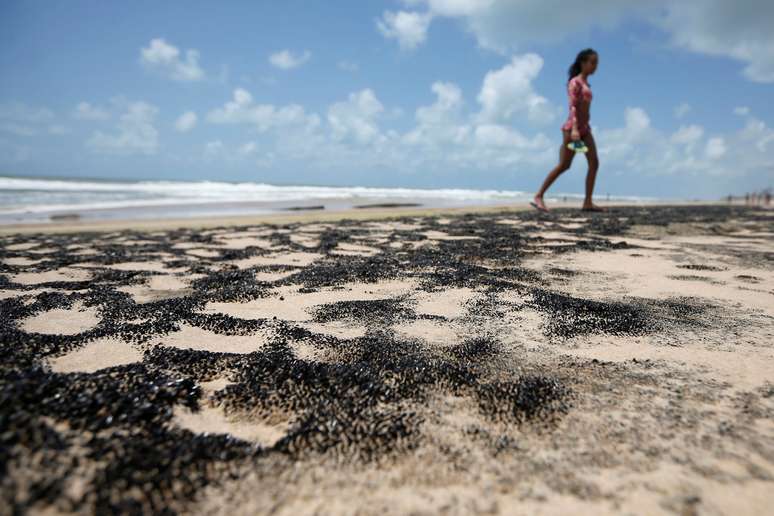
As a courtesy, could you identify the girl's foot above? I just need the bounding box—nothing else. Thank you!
[581,203,607,212]
[531,196,550,212]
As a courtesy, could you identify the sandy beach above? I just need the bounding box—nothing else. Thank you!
[1,202,773,515]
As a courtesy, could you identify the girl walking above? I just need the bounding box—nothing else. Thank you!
[532,49,606,213]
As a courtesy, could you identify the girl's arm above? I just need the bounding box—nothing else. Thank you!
[568,78,581,132]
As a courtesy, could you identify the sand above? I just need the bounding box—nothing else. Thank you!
[11,267,91,285]
[173,405,290,447]
[157,324,270,354]
[116,274,197,303]
[49,337,144,373]
[20,303,101,335]
[229,251,323,269]
[1,202,772,515]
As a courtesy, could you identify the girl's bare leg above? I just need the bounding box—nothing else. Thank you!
[580,131,607,212]
[534,130,574,211]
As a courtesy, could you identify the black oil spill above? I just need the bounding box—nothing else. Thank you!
[1,204,768,513]
[311,298,416,324]
[677,264,727,272]
[667,274,721,284]
[528,289,652,338]
[527,288,712,339]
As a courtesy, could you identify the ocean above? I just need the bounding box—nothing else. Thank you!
[0,176,665,225]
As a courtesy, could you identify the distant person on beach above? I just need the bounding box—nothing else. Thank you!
[532,49,606,213]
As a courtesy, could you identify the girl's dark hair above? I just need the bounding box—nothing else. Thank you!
[568,48,597,82]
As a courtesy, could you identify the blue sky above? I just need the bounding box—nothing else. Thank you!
[1,0,773,199]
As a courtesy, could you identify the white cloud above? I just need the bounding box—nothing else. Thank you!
[397,1,774,83]
[269,50,311,70]
[0,102,62,137]
[328,89,385,144]
[239,142,257,155]
[722,113,774,183]
[0,102,54,123]
[596,106,656,166]
[656,0,774,83]
[0,123,36,137]
[394,0,638,51]
[670,124,704,146]
[674,103,691,119]
[202,140,265,162]
[404,81,469,145]
[193,51,771,187]
[204,140,224,157]
[417,81,464,124]
[377,10,433,50]
[705,137,727,159]
[175,111,197,132]
[476,53,556,125]
[140,38,204,81]
[595,105,774,179]
[233,88,252,105]
[733,106,750,116]
[207,88,320,133]
[74,102,110,121]
[395,79,554,171]
[474,124,549,149]
[87,101,159,155]
[405,0,486,17]
[625,107,651,133]
[737,115,774,153]
[337,60,359,72]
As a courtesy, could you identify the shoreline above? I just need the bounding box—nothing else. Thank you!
[0,199,733,235]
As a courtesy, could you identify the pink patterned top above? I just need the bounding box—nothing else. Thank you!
[561,75,592,135]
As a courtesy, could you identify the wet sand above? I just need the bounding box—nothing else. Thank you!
[0,199,726,236]
[1,203,772,515]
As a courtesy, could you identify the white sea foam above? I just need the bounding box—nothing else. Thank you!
[0,175,665,222]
